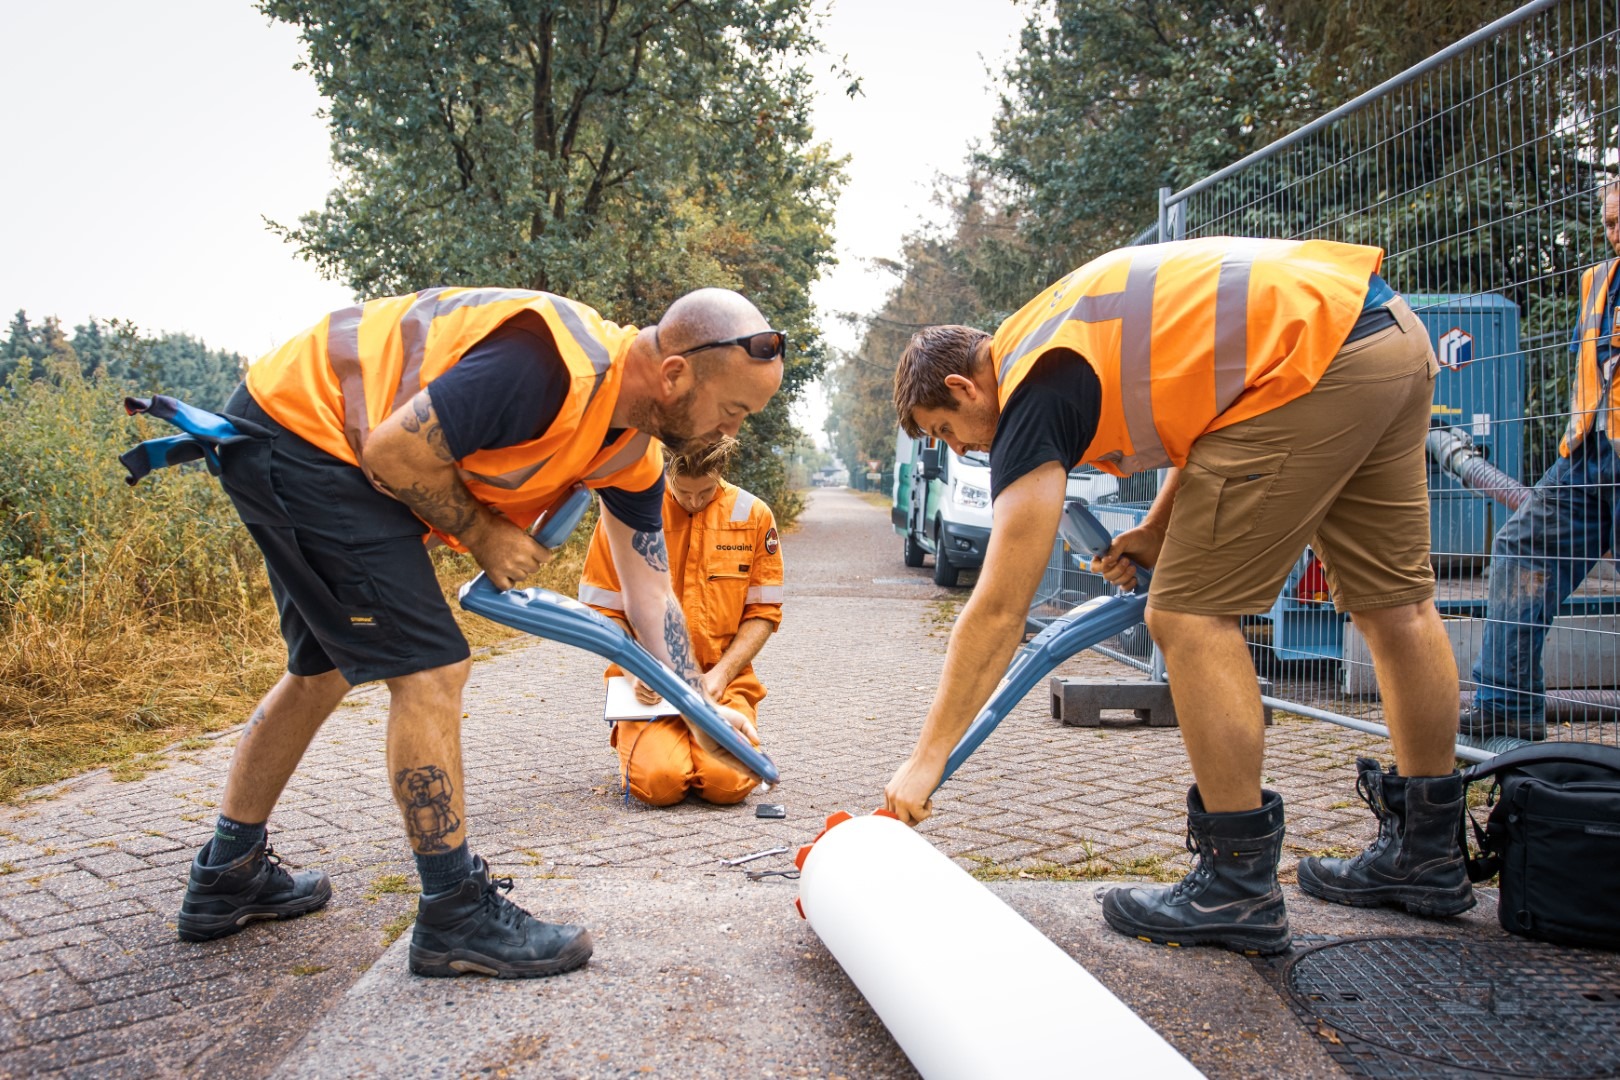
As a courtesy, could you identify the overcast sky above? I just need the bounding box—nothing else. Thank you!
[1,0,1028,441]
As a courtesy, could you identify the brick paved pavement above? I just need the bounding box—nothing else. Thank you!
[0,487,1506,1078]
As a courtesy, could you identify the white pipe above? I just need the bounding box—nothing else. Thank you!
[797,814,1205,1080]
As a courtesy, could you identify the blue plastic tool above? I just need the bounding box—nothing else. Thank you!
[458,485,780,785]
[529,483,595,549]
[936,502,1151,789]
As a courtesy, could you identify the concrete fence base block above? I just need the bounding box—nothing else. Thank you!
[1049,677,1275,729]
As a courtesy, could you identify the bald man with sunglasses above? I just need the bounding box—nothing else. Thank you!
[176,286,786,983]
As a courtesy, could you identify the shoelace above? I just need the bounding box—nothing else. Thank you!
[482,874,531,929]
[1169,826,1214,901]
[261,843,297,888]
[1351,766,1397,867]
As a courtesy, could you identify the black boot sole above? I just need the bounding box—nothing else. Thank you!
[177,878,333,942]
[408,930,594,979]
[1297,865,1476,917]
[1101,904,1292,956]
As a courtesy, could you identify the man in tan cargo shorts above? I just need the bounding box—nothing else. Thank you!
[882,237,1473,955]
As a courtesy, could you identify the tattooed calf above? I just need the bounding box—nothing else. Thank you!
[633,529,670,572]
[394,764,462,854]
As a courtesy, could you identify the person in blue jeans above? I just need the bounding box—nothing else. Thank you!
[1469,181,1620,740]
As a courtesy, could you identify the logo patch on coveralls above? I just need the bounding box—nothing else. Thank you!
[764,527,779,555]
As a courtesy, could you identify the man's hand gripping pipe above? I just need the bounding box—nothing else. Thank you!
[935,502,1150,791]
[456,484,781,785]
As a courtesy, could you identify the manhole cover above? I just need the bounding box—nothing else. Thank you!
[1281,936,1620,1078]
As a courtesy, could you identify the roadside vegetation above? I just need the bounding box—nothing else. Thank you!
[0,357,584,802]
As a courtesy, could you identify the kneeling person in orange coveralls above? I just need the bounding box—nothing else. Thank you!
[580,437,784,805]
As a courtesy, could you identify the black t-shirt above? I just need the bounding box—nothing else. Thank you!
[988,349,1103,502]
[426,315,665,532]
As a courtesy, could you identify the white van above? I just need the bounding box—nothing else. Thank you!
[891,432,994,586]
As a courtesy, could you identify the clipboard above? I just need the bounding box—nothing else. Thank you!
[603,675,681,723]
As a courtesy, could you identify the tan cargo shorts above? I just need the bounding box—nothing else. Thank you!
[1148,298,1439,616]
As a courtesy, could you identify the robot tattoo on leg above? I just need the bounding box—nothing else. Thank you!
[395,764,462,853]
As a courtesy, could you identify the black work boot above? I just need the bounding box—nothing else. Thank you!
[1459,702,1546,742]
[1298,758,1476,917]
[1101,787,1291,955]
[178,840,331,942]
[408,856,593,979]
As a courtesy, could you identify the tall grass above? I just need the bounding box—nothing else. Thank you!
[0,362,586,801]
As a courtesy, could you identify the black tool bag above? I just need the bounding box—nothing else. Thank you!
[1460,742,1620,950]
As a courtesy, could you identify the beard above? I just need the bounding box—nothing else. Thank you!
[637,385,706,451]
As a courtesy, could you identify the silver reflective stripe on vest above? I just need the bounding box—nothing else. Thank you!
[437,287,545,314]
[459,458,553,491]
[746,585,784,604]
[547,296,614,412]
[588,431,652,480]
[327,304,368,461]
[999,245,1267,474]
[729,488,756,522]
[392,287,452,415]
[1114,251,1169,472]
[577,582,624,612]
[1212,250,1255,415]
[997,292,1125,384]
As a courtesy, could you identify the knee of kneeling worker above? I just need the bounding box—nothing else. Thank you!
[628,768,690,807]
[693,765,755,805]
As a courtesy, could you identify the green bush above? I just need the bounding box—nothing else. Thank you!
[0,359,270,626]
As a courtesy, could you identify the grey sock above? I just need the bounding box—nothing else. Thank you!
[416,842,474,896]
[207,815,266,866]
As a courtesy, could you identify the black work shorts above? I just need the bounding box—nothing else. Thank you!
[219,384,471,684]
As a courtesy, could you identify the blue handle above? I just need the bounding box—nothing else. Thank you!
[457,576,780,785]
[935,500,1153,790]
[530,484,593,549]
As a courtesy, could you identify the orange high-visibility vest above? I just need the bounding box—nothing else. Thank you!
[1559,258,1620,456]
[578,479,784,713]
[244,287,663,548]
[992,237,1384,476]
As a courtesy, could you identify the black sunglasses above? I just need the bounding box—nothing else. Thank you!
[683,329,787,361]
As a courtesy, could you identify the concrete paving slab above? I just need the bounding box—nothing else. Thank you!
[271,871,1508,1080]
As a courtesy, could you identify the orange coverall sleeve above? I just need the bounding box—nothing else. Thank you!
[742,503,784,628]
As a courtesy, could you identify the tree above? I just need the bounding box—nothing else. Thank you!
[0,310,245,407]
[260,0,845,519]
[978,0,1324,298]
[1,311,52,384]
[826,178,1010,474]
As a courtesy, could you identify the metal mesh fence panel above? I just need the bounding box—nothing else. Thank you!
[1110,0,1620,752]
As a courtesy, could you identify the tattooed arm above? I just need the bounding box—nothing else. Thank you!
[600,505,761,766]
[599,508,700,688]
[364,388,549,589]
